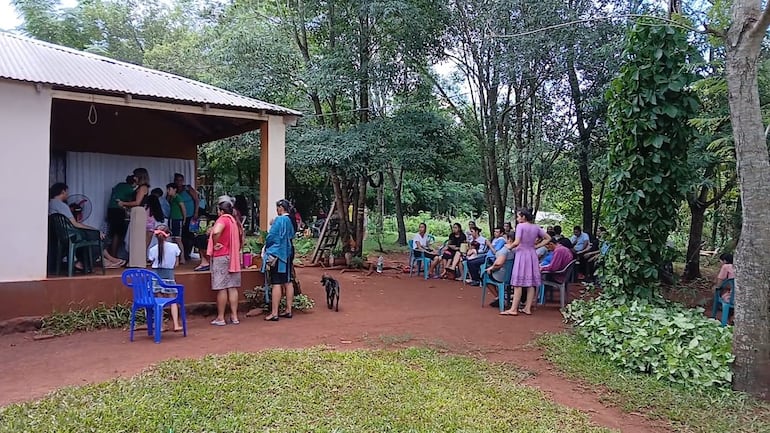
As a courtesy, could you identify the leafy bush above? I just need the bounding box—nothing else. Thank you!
[293,237,315,257]
[244,287,315,313]
[40,304,146,336]
[604,20,700,298]
[563,296,734,389]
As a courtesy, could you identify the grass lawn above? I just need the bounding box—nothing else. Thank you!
[0,348,610,433]
[538,334,770,433]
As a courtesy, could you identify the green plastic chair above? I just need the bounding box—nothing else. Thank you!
[48,214,105,277]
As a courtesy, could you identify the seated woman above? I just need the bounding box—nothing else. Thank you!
[412,222,441,277]
[440,223,465,278]
[715,253,735,303]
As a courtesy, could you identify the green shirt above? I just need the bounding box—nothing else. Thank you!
[169,195,184,220]
[109,183,134,209]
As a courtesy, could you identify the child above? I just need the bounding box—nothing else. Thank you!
[147,224,183,332]
[466,241,480,259]
[166,183,187,265]
[715,253,735,303]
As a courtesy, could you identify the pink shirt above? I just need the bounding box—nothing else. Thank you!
[541,244,574,283]
[213,216,234,258]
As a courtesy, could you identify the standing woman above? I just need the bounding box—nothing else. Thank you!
[208,199,244,326]
[262,199,296,321]
[118,168,150,268]
[501,209,550,316]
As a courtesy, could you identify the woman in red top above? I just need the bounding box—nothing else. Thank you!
[208,199,244,326]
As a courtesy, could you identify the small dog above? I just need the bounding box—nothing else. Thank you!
[321,274,340,312]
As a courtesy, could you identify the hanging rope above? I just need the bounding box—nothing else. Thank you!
[88,103,98,125]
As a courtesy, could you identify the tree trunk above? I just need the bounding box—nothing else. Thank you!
[593,176,607,235]
[375,180,384,252]
[724,1,770,399]
[387,166,407,246]
[354,177,367,255]
[567,55,594,234]
[683,201,707,281]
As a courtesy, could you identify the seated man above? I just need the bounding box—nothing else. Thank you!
[570,225,591,278]
[584,227,608,263]
[483,231,516,306]
[48,183,117,271]
[540,238,574,284]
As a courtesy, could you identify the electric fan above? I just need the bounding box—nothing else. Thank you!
[67,194,93,222]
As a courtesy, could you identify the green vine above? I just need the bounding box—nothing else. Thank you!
[604,19,700,299]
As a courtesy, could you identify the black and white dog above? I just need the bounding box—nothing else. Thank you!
[321,274,340,312]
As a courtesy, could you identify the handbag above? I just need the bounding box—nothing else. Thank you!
[266,254,279,269]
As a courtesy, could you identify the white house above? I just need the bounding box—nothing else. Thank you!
[0,31,300,285]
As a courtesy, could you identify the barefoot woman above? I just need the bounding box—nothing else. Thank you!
[501,209,550,316]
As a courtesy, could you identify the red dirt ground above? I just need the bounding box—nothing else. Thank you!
[0,265,671,432]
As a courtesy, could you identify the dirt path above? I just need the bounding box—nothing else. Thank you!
[0,267,670,432]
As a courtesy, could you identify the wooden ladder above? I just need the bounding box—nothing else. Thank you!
[311,201,341,264]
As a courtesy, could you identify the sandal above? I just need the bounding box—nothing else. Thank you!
[264,315,279,321]
[279,312,293,319]
[210,319,226,326]
[194,265,210,272]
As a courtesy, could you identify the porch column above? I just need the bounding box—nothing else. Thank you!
[0,81,52,281]
[259,115,288,229]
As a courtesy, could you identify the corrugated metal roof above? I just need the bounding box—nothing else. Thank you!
[0,31,302,116]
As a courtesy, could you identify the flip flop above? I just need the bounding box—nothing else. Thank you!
[230,319,240,325]
[264,316,279,321]
[499,311,518,316]
[210,319,226,326]
[194,265,210,272]
[518,309,532,316]
[279,312,293,319]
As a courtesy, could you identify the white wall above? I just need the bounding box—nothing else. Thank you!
[0,80,52,282]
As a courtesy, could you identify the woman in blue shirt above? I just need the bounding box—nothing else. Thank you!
[262,199,296,321]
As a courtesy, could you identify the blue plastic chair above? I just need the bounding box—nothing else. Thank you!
[711,278,735,326]
[480,258,514,312]
[121,269,187,344]
[408,240,432,279]
[461,257,470,284]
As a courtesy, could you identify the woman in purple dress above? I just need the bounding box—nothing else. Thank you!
[501,209,551,316]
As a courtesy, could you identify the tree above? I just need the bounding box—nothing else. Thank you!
[377,110,455,245]
[683,75,737,281]
[558,0,628,236]
[277,0,447,253]
[434,0,560,232]
[719,0,770,399]
[603,20,700,299]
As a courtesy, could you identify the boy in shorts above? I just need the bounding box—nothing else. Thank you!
[166,183,187,265]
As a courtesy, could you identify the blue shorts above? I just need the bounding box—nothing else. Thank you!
[170,219,183,237]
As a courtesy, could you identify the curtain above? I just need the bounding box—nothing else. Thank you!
[65,151,195,231]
